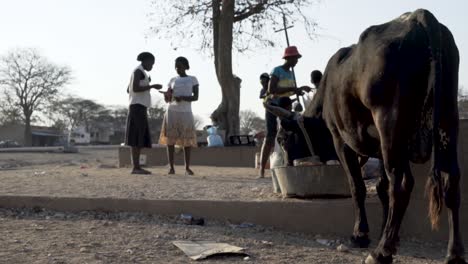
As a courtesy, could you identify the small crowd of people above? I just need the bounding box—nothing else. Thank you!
[124,46,330,177]
[125,52,198,175]
[257,46,331,178]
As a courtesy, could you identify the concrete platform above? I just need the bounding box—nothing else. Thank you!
[0,195,466,243]
[118,146,259,168]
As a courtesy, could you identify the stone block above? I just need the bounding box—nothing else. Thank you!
[118,146,259,168]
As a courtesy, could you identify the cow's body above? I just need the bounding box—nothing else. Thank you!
[305,9,464,264]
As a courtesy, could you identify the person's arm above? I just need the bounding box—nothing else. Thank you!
[132,69,162,92]
[175,84,199,102]
[268,75,311,95]
[259,88,267,99]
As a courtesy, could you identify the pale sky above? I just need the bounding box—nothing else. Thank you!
[1,0,467,126]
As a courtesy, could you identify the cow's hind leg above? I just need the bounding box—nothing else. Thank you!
[367,161,413,264]
[332,137,371,248]
[376,162,390,237]
[444,166,467,264]
[366,111,414,264]
[438,131,466,264]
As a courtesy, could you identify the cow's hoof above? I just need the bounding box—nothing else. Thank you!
[365,253,393,264]
[445,255,467,264]
[350,235,371,248]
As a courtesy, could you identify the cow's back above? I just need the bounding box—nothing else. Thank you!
[317,9,453,162]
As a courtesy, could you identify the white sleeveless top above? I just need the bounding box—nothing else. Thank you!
[167,75,198,112]
[128,65,151,108]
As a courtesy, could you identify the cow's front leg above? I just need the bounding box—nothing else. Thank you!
[333,139,370,248]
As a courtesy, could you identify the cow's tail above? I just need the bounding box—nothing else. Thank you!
[415,9,444,230]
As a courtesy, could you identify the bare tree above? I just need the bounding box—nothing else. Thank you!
[240,109,265,134]
[0,48,71,146]
[150,0,316,142]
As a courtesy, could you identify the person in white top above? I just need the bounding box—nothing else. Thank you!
[159,57,199,175]
[125,52,162,175]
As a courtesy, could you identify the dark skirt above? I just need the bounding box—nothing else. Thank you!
[125,104,152,148]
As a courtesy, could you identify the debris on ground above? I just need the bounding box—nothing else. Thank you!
[337,244,350,252]
[179,214,205,226]
[172,240,247,260]
[316,239,335,247]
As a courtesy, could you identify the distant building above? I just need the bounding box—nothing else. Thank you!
[0,124,64,146]
[89,122,115,144]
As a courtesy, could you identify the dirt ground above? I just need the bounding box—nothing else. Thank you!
[0,148,380,201]
[0,208,447,264]
[0,148,450,263]
[0,149,280,201]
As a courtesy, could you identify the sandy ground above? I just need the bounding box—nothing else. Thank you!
[0,149,280,201]
[0,208,447,264]
[0,149,380,201]
[0,149,450,263]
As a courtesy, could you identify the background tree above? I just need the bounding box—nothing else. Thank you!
[240,109,265,134]
[50,96,104,131]
[150,0,316,142]
[147,100,166,136]
[0,48,71,146]
[0,105,22,126]
[109,106,129,132]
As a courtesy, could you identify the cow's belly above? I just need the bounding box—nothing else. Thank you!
[339,124,381,158]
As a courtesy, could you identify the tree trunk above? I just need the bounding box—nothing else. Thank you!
[24,114,32,146]
[210,0,240,143]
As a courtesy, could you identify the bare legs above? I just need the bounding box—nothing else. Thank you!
[259,136,274,178]
[166,145,175,174]
[131,147,151,174]
[166,145,194,175]
[184,147,194,175]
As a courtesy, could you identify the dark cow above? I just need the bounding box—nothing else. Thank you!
[304,9,464,264]
[263,99,338,166]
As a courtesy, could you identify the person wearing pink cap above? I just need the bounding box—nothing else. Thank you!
[258,46,311,178]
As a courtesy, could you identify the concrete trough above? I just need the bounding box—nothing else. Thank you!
[273,165,350,198]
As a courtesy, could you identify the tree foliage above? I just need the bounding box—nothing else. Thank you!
[240,109,265,134]
[150,0,317,53]
[50,96,104,130]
